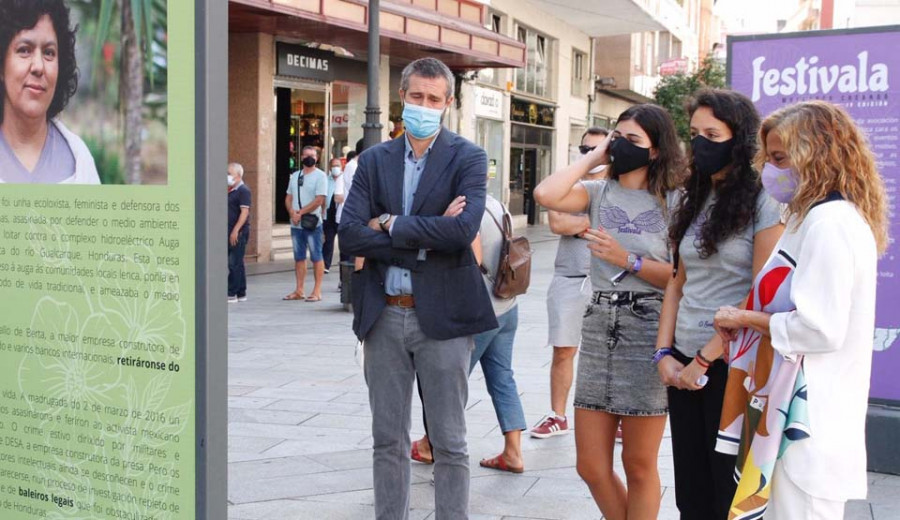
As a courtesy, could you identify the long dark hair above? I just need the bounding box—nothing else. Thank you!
[610,104,685,204]
[669,89,762,258]
[0,0,79,123]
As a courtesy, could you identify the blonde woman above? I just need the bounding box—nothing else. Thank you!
[713,101,887,519]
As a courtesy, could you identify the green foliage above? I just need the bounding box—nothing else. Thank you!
[653,56,726,143]
[82,135,125,185]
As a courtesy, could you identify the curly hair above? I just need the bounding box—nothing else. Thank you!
[757,101,889,254]
[0,0,78,122]
[610,104,686,206]
[669,89,762,258]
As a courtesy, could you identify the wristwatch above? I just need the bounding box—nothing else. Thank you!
[651,347,673,364]
[626,252,638,272]
[632,255,644,273]
[378,213,392,232]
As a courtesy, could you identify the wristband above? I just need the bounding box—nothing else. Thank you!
[651,347,673,364]
[632,255,643,273]
[694,355,710,369]
[696,349,714,365]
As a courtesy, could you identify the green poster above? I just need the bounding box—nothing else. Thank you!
[0,1,196,518]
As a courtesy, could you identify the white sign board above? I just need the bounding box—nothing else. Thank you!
[474,87,504,121]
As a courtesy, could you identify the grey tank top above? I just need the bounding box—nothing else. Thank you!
[0,124,76,184]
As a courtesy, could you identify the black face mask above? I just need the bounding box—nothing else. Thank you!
[609,137,651,176]
[302,156,318,168]
[691,135,734,177]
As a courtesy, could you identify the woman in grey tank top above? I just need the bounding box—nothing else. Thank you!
[656,90,783,519]
[534,104,684,520]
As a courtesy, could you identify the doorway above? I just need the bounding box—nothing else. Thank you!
[274,85,329,224]
[509,147,538,225]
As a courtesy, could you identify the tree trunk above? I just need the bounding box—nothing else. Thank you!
[122,1,144,185]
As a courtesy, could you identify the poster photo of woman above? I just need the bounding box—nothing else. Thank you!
[0,0,167,185]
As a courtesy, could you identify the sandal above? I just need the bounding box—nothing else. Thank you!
[410,441,434,465]
[283,292,305,301]
[305,295,322,302]
[479,454,523,474]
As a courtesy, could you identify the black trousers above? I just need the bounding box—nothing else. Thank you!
[667,349,737,520]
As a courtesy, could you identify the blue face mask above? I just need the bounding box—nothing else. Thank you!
[402,103,444,139]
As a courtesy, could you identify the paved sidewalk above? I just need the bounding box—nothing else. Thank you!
[227,227,900,519]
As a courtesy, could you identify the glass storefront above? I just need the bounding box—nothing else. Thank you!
[476,118,505,203]
[330,81,366,160]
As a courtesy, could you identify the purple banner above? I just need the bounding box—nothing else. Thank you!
[729,27,900,402]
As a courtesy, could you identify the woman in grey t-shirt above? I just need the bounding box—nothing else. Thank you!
[656,90,783,519]
[534,104,684,519]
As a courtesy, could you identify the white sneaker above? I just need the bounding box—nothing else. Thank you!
[227,296,238,304]
[238,295,248,302]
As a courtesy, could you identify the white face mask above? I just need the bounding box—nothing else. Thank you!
[227,175,236,187]
[331,167,341,177]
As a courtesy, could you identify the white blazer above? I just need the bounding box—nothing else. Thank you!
[769,199,877,501]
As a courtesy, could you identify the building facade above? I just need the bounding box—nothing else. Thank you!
[229,0,703,261]
[452,0,701,228]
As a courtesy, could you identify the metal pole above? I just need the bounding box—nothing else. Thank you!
[363,0,383,150]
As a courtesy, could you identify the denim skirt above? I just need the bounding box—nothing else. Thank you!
[574,291,668,417]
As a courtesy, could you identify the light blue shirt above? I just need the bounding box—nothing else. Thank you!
[385,134,438,295]
[286,168,328,229]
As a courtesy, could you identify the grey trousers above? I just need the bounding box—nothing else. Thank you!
[364,305,472,520]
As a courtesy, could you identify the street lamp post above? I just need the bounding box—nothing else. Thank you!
[363,0,383,150]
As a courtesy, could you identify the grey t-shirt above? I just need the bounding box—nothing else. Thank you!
[673,191,783,356]
[584,180,675,294]
[286,168,328,228]
[0,124,76,184]
[553,193,592,278]
[481,195,517,317]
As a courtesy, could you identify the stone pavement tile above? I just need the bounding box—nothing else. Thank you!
[845,500,874,519]
[229,408,317,426]
[523,476,592,500]
[230,454,333,481]
[243,386,347,402]
[229,435,284,454]
[228,396,279,410]
[229,468,375,504]
[469,474,541,498]
[229,371,298,387]
[301,413,373,432]
[263,398,370,416]
[260,437,371,459]
[228,385,261,396]
[228,498,377,520]
[306,448,374,471]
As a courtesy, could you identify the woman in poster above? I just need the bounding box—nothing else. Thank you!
[0,0,100,184]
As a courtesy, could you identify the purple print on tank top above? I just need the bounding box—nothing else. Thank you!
[597,205,666,235]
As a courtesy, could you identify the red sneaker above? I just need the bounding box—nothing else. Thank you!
[530,414,569,439]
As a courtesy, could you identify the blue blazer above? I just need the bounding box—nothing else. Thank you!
[338,130,498,341]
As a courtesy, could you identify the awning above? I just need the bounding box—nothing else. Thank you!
[229,0,526,69]
[532,0,666,37]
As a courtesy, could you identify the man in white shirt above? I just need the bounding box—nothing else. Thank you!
[336,139,363,264]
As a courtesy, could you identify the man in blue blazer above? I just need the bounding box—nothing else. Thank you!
[339,57,497,520]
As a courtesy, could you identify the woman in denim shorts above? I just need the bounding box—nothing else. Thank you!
[535,104,684,520]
